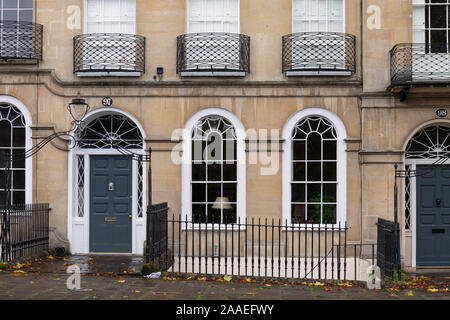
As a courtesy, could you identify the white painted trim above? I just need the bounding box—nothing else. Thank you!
[68,107,147,255]
[0,95,33,204]
[282,107,347,227]
[181,107,246,225]
[76,72,142,77]
[286,71,351,76]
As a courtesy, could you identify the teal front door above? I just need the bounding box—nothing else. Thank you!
[416,165,450,266]
[90,155,132,253]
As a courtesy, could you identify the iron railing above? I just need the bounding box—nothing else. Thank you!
[148,216,377,281]
[0,20,43,61]
[177,32,250,74]
[73,33,146,73]
[391,43,450,85]
[282,32,356,74]
[146,202,169,268]
[377,218,399,279]
[0,204,50,262]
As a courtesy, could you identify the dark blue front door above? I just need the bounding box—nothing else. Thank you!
[90,156,132,253]
[416,165,450,266]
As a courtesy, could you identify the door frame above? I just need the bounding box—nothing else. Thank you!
[404,160,450,267]
[67,107,147,255]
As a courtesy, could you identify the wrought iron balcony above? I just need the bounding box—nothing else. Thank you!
[390,43,450,86]
[282,32,356,76]
[176,33,250,76]
[0,20,43,62]
[73,33,146,76]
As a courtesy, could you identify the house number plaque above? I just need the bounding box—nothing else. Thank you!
[436,109,448,118]
[102,97,113,107]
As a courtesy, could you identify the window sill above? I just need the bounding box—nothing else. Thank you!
[286,70,352,76]
[76,71,142,77]
[180,71,246,77]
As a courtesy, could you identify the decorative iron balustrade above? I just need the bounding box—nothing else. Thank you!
[177,33,250,74]
[0,20,43,61]
[391,43,450,86]
[73,33,146,73]
[282,32,356,74]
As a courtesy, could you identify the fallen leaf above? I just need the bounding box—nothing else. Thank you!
[407,291,414,297]
[311,281,325,286]
[427,288,439,292]
[265,284,272,287]
[118,280,126,283]
[135,290,141,293]
[223,275,232,282]
[14,270,25,274]
[197,277,207,281]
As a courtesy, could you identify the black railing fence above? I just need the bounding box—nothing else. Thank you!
[146,202,169,268]
[0,20,43,61]
[282,32,356,73]
[177,33,250,74]
[73,33,146,73]
[391,43,450,85]
[147,216,377,281]
[0,204,50,262]
[377,218,399,280]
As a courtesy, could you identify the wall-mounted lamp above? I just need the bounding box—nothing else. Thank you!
[155,67,164,81]
[67,92,90,124]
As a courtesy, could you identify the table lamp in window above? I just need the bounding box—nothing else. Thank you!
[212,197,232,223]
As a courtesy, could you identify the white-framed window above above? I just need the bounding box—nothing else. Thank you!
[0,0,33,22]
[282,108,347,226]
[86,0,136,34]
[293,0,344,33]
[188,0,239,33]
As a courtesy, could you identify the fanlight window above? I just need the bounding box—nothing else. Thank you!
[191,115,238,224]
[291,116,338,224]
[78,114,143,149]
[406,126,450,159]
[0,103,26,205]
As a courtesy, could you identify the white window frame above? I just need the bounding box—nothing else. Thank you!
[292,0,345,34]
[80,0,139,77]
[181,107,246,230]
[0,95,32,205]
[186,0,240,34]
[282,107,347,228]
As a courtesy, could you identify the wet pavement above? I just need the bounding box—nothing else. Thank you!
[0,255,448,300]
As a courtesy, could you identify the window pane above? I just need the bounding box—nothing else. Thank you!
[292,183,306,202]
[292,204,306,223]
[0,120,11,147]
[323,162,337,181]
[20,0,33,8]
[431,30,447,52]
[207,183,221,202]
[293,141,306,160]
[13,170,25,189]
[323,140,336,160]
[307,133,322,160]
[192,162,206,181]
[223,163,237,181]
[207,204,222,224]
[12,149,25,168]
[223,205,237,224]
[192,183,206,202]
[3,0,18,9]
[323,183,337,202]
[223,140,236,162]
[430,3,446,28]
[307,162,321,181]
[307,184,321,202]
[223,183,237,202]
[207,163,221,181]
[307,204,321,224]
[293,162,306,181]
[12,128,25,147]
[323,204,337,224]
[19,9,32,22]
[192,140,206,161]
[13,191,25,205]
[193,204,207,223]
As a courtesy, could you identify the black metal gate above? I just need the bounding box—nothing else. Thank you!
[146,202,171,270]
[1,204,50,262]
[377,218,399,279]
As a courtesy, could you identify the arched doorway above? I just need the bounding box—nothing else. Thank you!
[68,108,146,254]
[405,125,450,266]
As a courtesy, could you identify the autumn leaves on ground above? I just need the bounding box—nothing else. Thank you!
[0,255,449,300]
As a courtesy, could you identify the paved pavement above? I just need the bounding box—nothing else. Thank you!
[0,255,448,300]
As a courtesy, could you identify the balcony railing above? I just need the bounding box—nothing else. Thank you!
[390,43,450,86]
[282,32,356,76]
[0,20,43,62]
[176,32,250,76]
[73,33,146,75]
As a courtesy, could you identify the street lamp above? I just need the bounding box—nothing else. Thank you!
[67,92,90,126]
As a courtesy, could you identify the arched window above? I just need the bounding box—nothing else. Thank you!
[0,103,26,205]
[283,108,346,226]
[406,125,450,159]
[182,108,246,225]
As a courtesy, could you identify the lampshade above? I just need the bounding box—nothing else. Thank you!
[67,92,90,123]
[212,197,233,210]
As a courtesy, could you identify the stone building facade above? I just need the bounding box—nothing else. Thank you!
[0,0,449,269]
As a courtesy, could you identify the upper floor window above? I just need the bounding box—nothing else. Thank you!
[0,0,33,22]
[86,0,136,34]
[188,0,239,33]
[413,0,450,53]
[293,0,344,33]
